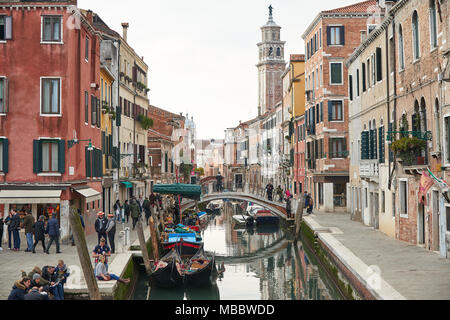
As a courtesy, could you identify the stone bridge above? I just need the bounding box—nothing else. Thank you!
[180,192,289,219]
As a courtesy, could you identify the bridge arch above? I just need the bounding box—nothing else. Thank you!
[181,192,287,218]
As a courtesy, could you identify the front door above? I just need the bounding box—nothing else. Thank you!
[418,204,425,244]
[432,191,440,251]
[373,193,379,229]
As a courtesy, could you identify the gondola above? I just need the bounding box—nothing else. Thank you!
[162,234,204,257]
[184,246,218,287]
[150,248,184,288]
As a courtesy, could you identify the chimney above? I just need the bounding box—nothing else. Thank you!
[86,10,93,25]
[121,22,129,42]
[360,30,367,44]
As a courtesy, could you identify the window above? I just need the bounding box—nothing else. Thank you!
[85,92,89,123]
[330,62,343,85]
[381,191,385,213]
[320,65,323,86]
[329,100,343,121]
[362,63,367,92]
[85,36,89,61]
[356,69,360,97]
[399,179,408,216]
[371,55,376,86]
[319,28,322,48]
[398,25,405,70]
[445,116,450,163]
[42,16,62,42]
[376,47,382,82]
[435,99,441,151]
[327,26,345,45]
[41,78,61,115]
[0,16,12,40]
[368,25,377,34]
[42,141,59,172]
[429,0,438,49]
[0,138,8,173]
[91,95,97,126]
[349,75,353,101]
[0,77,8,113]
[329,138,346,158]
[412,11,420,60]
[276,47,281,57]
[392,192,396,217]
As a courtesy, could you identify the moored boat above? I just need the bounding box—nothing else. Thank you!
[150,249,184,288]
[184,246,218,287]
[162,233,203,257]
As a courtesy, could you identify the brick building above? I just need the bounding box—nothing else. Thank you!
[302,0,384,212]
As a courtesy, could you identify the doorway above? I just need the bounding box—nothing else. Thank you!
[418,204,425,244]
[432,191,440,251]
[373,192,379,230]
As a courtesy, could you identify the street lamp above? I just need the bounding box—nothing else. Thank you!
[68,139,93,151]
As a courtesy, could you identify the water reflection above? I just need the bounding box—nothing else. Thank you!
[137,202,339,300]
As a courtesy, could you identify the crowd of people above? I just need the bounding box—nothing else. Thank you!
[264,181,314,218]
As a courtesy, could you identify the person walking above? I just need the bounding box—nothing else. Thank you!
[105,213,116,254]
[143,197,151,226]
[286,195,293,219]
[306,193,314,215]
[130,198,141,230]
[216,172,223,192]
[113,200,122,223]
[32,215,46,254]
[4,211,12,250]
[265,182,274,201]
[0,213,4,251]
[94,212,107,245]
[45,213,61,254]
[276,186,283,202]
[23,211,35,253]
[123,200,130,224]
[10,209,21,251]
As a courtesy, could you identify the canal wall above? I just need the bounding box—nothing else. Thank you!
[65,227,154,300]
[301,216,405,300]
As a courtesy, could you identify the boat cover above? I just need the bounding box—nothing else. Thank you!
[153,184,202,200]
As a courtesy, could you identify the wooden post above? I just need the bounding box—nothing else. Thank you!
[68,206,101,300]
[195,200,199,212]
[294,194,305,243]
[136,220,152,274]
[149,216,159,261]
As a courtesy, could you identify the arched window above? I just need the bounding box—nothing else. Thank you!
[412,11,420,60]
[420,97,427,132]
[430,0,438,49]
[276,47,281,57]
[398,24,405,70]
[269,47,273,57]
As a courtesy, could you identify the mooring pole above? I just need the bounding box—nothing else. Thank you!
[294,194,305,243]
[136,220,152,274]
[68,206,101,300]
[149,216,159,261]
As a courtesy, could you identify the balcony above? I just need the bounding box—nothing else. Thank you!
[360,161,379,178]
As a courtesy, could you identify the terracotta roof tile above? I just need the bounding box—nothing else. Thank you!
[323,0,378,14]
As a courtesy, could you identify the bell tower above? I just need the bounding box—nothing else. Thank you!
[257,5,286,116]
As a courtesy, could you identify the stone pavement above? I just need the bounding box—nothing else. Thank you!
[308,211,450,300]
[0,218,143,300]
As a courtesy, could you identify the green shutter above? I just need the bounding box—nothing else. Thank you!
[373,129,377,160]
[116,106,122,127]
[85,147,91,178]
[328,101,332,121]
[109,135,113,156]
[112,146,118,169]
[2,139,8,173]
[101,131,105,154]
[99,149,103,177]
[33,140,42,174]
[361,131,369,160]
[379,127,385,164]
[58,140,65,174]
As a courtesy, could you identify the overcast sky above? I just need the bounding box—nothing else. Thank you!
[79,0,359,139]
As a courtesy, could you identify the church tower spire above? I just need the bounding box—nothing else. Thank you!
[257,5,286,116]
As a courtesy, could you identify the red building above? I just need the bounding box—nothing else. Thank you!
[293,115,305,199]
[0,0,103,239]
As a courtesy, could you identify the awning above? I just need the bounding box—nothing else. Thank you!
[75,187,101,203]
[153,184,202,201]
[121,181,133,189]
[131,181,145,188]
[0,190,62,204]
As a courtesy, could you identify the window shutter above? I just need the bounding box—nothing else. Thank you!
[101,131,105,154]
[109,135,112,156]
[99,149,104,177]
[376,47,382,82]
[132,66,137,83]
[33,140,42,174]
[320,102,323,122]
[379,127,385,164]
[2,139,8,173]
[3,78,8,113]
[328,138,333,159]
[343,138,347,158]
[97,98,101,128]
[326,26,331,45]
[91,96,96,126]
[349,75,353,101]
[361,131,369,160]
[5,16,12,40]
[388,123,394,162]
[328,101,332,121]
[373,129,377,160]
[362,63,366,92]
[340,26,345,45]
[58,140,65,174]
[85,147,91,178]
[116,106,122,127]
[369,130,374,159]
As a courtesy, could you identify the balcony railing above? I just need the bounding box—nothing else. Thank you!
[360,161,379,177]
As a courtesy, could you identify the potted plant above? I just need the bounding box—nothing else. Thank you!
[102,101,109,114]
[137,114,153,130]
[391,136,427,166]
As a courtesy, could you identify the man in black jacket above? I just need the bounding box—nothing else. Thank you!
[32,215,46,254]
[42,266,64,300]
[10,210,21,251]
[94,212,108,246]
[8,278,31,300]
[105,214,116,254]
[0,213,4,251]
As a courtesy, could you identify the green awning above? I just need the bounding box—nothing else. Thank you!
[153,184,202,201]
[121,181,133,189]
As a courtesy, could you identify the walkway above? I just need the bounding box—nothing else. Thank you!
[0,218,144,299]
[308,211,450,300]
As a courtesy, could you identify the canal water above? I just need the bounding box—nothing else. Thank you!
[133,202,342,300]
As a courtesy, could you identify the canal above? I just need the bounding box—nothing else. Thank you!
[133,201,343,300]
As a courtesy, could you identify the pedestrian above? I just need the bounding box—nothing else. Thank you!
[306,193,313,215]
[23,211,35,253]
[21,267,51,290]
[8,278,31,300]
[45,213,61,254]
[0,213,4,251]
[276,186,283,202]
[130,198,141,230]
[32,215,46,254]
[105,213,116,254]
[55,259,70,287]
[95,254,130,284]
[286,195,292,219]
[156,193,162,210]
[10,209,21,251]
[285,189,292,199]
[92,237,111,270]
[216,172,223,192]
[265,182,274,201]
[95,212,108,245]
[113,200,122,222]
[71,209,85,246]
[41,265,64,300]
[124,200,130,223]
[4,211,12,250]
[143,197,151,226]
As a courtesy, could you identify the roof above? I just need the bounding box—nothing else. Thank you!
[322,0,378,14]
